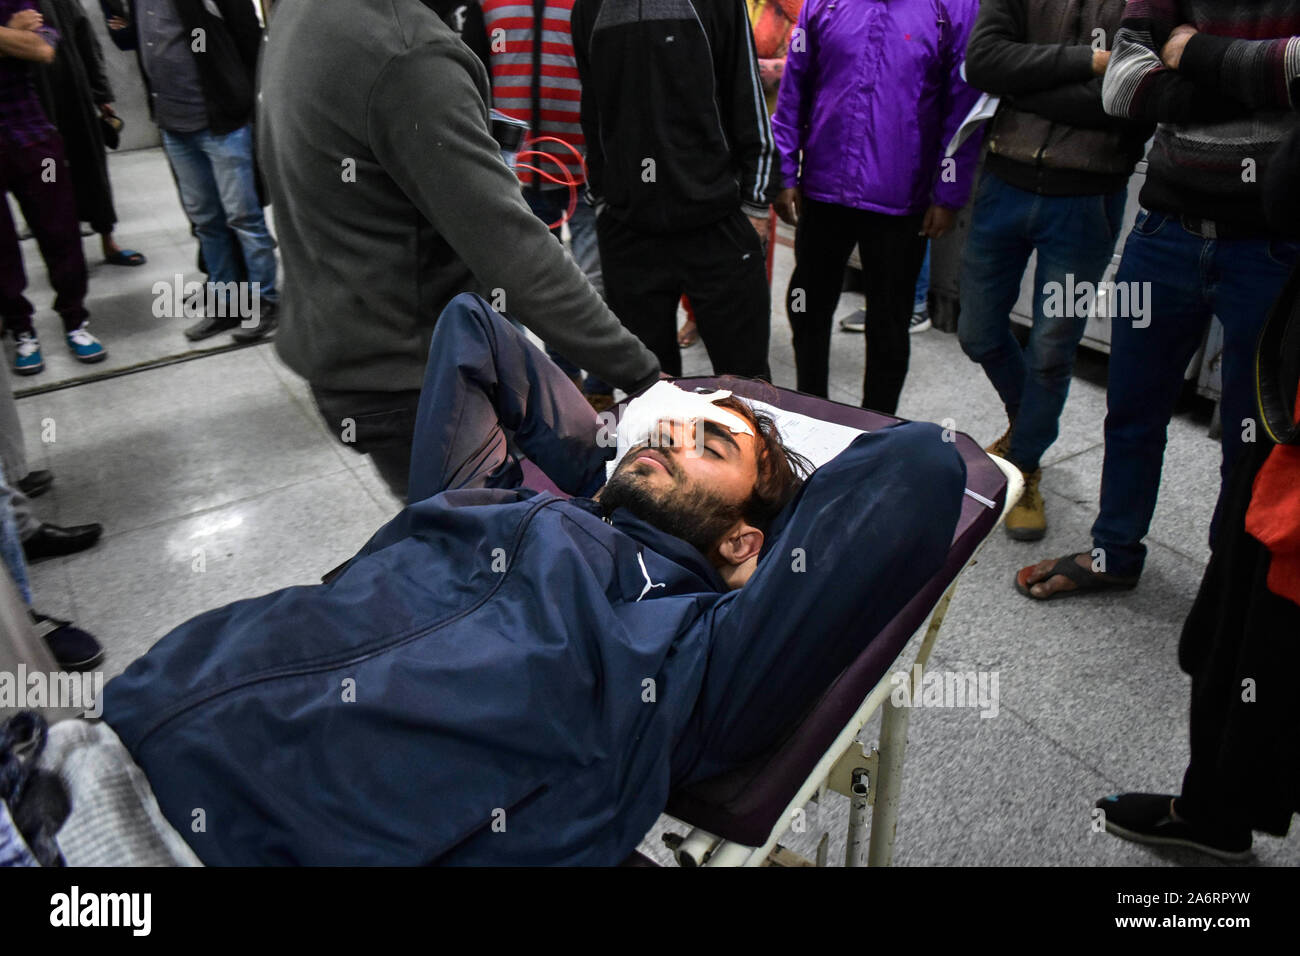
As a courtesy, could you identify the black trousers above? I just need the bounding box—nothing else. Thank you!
[311,386,422,501]
[597,209,771,380]
[0,133,89,335]
[786,197,926,414]
[1178,436,1300,836]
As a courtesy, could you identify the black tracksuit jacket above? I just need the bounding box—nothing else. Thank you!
[571,0,778,234]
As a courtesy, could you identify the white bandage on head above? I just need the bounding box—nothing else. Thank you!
[608,381,755,479]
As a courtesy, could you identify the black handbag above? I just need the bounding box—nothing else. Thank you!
[100,112,124,151]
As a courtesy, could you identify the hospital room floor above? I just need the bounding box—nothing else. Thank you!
[11,149,1298,867]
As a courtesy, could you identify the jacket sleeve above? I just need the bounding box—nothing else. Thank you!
[1178,31,1300,111]
[673,423,966,784]
[715,0,777,215]
[366,41,661,395]
[73,0,114,104]
[965,0,1095,95]
[1265,122,1300,233]
[571,0,604,208]
[216,0,262,76]
[770,0,813,190]
[460,1,493,75]
[931,0,983,210]
[1012,76,1148,130]
[1101,0,1248,124]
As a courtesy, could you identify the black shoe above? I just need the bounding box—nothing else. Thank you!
[1095,793,1252,861]
[184,314,240,342]
[17,469,53,498]
[231,301,278,343]
[32,611,103,672]
[22,522,103,561]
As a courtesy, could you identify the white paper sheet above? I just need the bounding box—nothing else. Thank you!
[946,91,1000,158]
[746,399,867,470]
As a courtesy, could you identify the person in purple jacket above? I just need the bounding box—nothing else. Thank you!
[773,0,982,413]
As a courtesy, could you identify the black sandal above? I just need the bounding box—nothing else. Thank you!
[1015,552,1139,601]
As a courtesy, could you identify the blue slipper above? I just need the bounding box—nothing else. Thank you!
[104,248,146,266]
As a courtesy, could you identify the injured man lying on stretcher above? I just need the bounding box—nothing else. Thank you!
[81,294,968,866]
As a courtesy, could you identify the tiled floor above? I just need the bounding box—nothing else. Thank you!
[11,148,1297,866]
[6,149,279,394]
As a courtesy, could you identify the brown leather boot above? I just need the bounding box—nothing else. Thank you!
[984,425,1012,460]
[1005,468,1046,541]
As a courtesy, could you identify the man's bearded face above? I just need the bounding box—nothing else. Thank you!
[599,419,760,556]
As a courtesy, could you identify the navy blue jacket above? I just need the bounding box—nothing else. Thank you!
[102,422,964,865]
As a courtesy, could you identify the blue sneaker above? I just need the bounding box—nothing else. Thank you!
[66,325,107,363]
[13,331,44,375]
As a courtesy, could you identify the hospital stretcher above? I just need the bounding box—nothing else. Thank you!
[520,378,1022,868]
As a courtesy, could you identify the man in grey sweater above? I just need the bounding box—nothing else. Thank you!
[257,0,661,500]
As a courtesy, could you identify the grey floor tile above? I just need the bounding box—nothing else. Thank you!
[929,491,1202,797]
[260,345,319,410]
[18,349,349,536]
[349,456,405,516]
[1041,411,1222,567]
[57,469,388,681]
[883,706,1187,866]
[25,555,75,623]
[10,148,278,394]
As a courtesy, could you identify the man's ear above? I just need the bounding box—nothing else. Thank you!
[714,521,764,589]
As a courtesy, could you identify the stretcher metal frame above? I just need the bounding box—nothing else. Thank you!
[654,379,1021,868]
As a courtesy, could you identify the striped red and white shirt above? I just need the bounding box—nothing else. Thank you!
[483,0,587,187]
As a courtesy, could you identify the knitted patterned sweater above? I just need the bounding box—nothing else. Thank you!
[1102,0,1300,236]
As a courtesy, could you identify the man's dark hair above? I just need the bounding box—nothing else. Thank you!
[713,395,813,533]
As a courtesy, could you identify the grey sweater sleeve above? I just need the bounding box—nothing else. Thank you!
[365,41,661,395]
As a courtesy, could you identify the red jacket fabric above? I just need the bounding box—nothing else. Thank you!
[1246,374,1300,606]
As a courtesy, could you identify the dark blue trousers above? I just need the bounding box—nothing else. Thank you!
[407,293,615,504]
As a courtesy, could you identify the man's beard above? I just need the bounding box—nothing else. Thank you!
[600,460,745,558]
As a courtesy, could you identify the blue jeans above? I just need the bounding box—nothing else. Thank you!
[523,188,611,395]
[959,172,1125,472]
[914,244,930,314]
[0,461,30,605]
[1091,210,1300,578]
[161,125,278,306]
